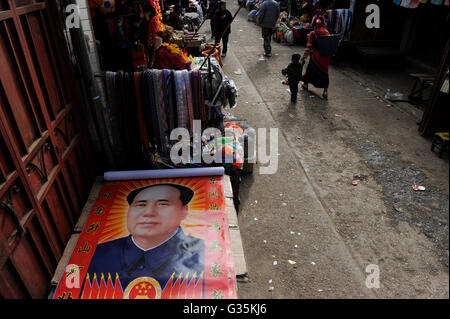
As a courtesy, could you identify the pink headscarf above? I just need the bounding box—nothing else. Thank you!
[312,15,328,34]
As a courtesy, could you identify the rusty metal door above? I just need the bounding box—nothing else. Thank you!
[0,0,96,298]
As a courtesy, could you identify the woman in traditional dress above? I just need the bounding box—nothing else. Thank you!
[300,15,330,100]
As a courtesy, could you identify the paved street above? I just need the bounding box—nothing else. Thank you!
[212,1,449,298]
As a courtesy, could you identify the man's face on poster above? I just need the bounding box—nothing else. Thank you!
[127,185,189,243]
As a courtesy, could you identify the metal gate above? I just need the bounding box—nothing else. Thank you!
[0,0,95,298]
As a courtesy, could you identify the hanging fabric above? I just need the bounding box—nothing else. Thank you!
[400,0,411,7]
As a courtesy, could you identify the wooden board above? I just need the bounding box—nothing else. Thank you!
[74,176,103,233]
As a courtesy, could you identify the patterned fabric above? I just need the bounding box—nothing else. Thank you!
[182,69,195,135]
[326,9,353,36]
[156,70,169,151]
[163,69,175,134]
[198,70,207,123]
[152,70,166,152]
[147,70,161,151]
[101,69,211,159]
[134,72,150,153]
[105,71,118,147]
[174,70,189,130]
[139,71,154,151]
[122,72,141,157]
[193,70,200,120]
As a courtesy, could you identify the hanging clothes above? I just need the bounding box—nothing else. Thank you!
[182,70,195,135]
[152,70,168,152]
[326,9,353,36]
[400,0,411,7]
[174,70,189,131]
[103,67,222,166]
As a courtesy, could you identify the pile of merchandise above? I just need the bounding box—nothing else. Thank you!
[153,43,194,70]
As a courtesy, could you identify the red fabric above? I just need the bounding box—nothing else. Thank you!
[153,47,190,70]
[305,27,330,71]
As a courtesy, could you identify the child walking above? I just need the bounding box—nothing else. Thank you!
[282,53,303,103]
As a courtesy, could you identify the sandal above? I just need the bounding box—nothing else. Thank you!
[322,92,328,100]
[301,83,308,91]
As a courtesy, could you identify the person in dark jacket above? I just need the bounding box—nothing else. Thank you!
[214,1,233,57]
[256,0,280,57]
[282,53,303,102]
[169,4,184,30]
[84,183,205,295]
[208,0,220,38]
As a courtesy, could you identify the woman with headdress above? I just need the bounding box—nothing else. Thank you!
[300,15,330,100]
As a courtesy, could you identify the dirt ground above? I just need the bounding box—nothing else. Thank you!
[214,2,449,298]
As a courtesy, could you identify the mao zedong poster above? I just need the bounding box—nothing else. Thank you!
[53,176,237,299]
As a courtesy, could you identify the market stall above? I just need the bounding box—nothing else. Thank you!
[86,1,241,165]
[269,0,353,46]
[48,0,250,300]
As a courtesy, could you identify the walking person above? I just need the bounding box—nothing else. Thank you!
[169,4,184,31]
[208,0,220,39]
[213,1,233,57]
[282,53,303,103]
[300,15,330,99]
[256,0,280,57]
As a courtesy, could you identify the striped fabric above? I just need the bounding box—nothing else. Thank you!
[153,70,167,152]
[147,70,161,150]
[156,70,169,150]
[103,69,212,158]
[174,70,189,130]
[134,72,150,153]
[163,69,175,133]
[408,0,420,7]
[198,70,207,123]
[400,0,411,7]
[182,69,195,135]
[105,71,118,147]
